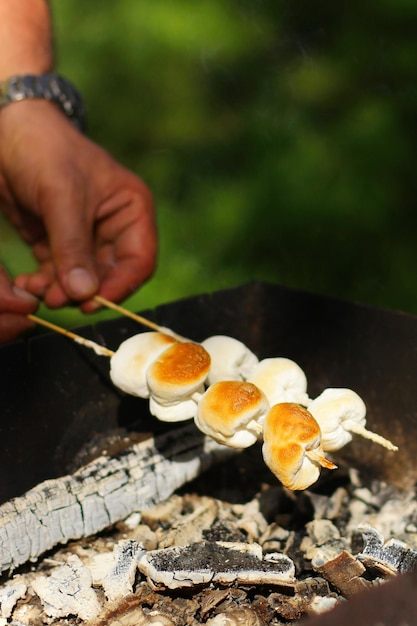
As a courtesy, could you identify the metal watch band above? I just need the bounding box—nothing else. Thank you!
[0,72,86,131]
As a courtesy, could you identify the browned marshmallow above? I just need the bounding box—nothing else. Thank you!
[147,342,211,405]
[195,381,269,448]
[262,403,337,490]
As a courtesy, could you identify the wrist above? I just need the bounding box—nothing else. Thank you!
[0,73,86,132]
[0,98,56,133]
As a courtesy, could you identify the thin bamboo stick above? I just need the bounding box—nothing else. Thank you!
[93,295,188,342]
[349,423,398,452]
[28,314,114,357]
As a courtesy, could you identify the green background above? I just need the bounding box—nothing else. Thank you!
[1,0,416,328]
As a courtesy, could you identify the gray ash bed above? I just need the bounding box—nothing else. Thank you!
[1,282,417,625]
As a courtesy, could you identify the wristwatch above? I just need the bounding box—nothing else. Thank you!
[0,72,86,131]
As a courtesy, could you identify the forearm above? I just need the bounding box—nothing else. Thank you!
[0,0,53,79]
[0,0,157,317]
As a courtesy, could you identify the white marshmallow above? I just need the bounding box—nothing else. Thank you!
[195,381,269,449]
[307,388,398,452]
[201,335,259,385]
[109,332,176,397]
[307,388,367,452]
[248,357,309,406]
[149,395,200,422]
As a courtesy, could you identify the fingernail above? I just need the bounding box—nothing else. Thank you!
[66,267,98,299]
[12,285,39,303]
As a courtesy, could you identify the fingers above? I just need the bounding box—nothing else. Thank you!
[14,173,156,311]
[1,103,157,314]
[15,265,54,298]
[38,178,99,304]
[0,267,39,312]
[0,266,39,343]
[39,144,157,310]
[0,313,36,344]
[81,174,157,312]
[96,222,157,304]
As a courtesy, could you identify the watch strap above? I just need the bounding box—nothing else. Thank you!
[0,73,86,131]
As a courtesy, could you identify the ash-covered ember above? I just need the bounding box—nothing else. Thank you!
[1,452,417,625]
[138,541,295,589]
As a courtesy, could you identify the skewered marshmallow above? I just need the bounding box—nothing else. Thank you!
[262,403,337,490]
[149,396,200,422]
[201,335,259,385]
[195,381,270,448]
[109,332,176,397]
[147,342,211,406]
[307,388,398,452]
[248,357,310,406]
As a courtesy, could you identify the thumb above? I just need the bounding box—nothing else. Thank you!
[62,266,99,302]
[43,191,99,301]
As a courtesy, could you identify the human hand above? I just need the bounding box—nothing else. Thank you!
[0,100,157,313]
[0,266,38,343]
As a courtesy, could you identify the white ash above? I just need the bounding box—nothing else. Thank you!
[0,581,26,618]
[102,540,145,601]
[0,424,235,574]
[354,524,417,576]
[308,595,339,616]
[1,451,417,625]
[31,554,101,621]
[158,497,219,549]
[205,607,263,625]
[138,541,295,590]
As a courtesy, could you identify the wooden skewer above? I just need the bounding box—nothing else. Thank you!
[27,314,114,357]
[349,423,398,452]
[93,295,189,342]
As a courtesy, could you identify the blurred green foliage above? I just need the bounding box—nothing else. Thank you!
[1,0,416,328]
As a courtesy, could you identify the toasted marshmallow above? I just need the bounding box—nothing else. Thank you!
[262,403,337,490]
[248,357,309,406]
[109,332,176,397]
[307,388,398,452]
[146,342,211,406]
[195,380,269,449]
[201,335,259,385]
